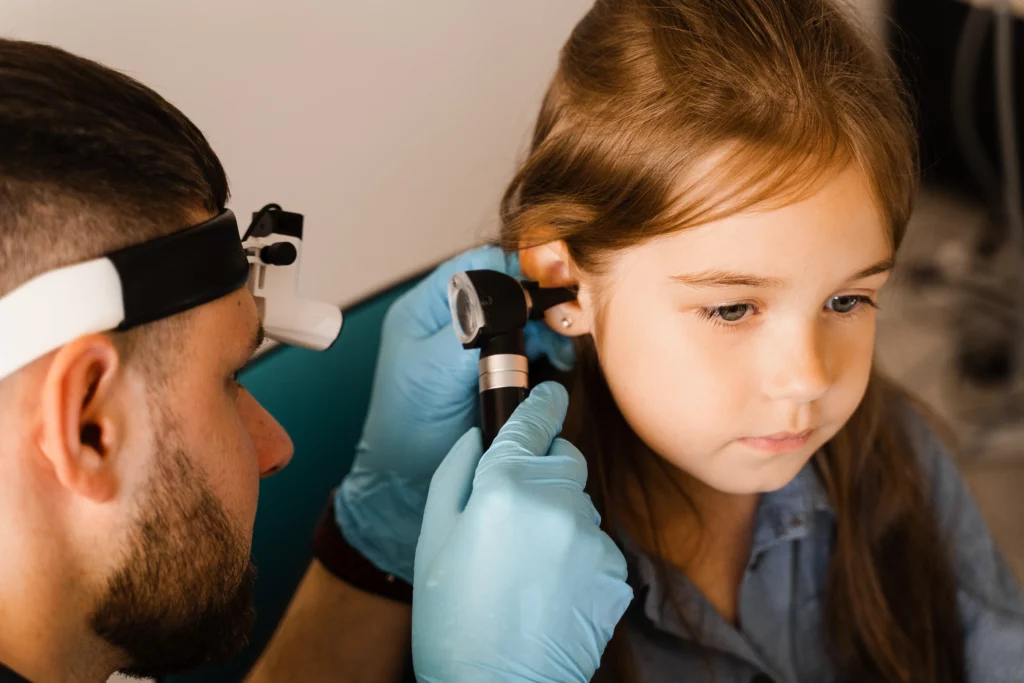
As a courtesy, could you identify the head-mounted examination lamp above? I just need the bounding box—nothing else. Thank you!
[0,204,342,381]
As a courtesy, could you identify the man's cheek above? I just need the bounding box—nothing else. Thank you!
[227,438,261,533]
[189,426,256,529]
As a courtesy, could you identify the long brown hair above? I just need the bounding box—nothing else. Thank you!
[500,1,965,681]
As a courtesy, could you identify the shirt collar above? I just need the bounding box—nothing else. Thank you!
[618,458,834,637]
[749,457,834,561]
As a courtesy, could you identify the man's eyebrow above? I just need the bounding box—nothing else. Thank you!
[248,322,266,358]
[669,258,894,290]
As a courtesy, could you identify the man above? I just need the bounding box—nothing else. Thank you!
[0,38,631,683]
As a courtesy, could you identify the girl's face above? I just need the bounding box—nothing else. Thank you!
[571,166,892,494]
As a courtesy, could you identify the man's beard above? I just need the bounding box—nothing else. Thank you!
[89,420,257,678]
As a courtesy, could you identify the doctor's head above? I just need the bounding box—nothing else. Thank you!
[0,38,292,676]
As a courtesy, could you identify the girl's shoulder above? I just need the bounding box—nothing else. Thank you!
[893,398,1024,609]
[893,396,958,472]
[889,394,965,507]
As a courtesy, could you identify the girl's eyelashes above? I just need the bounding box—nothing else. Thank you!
[826,294,878,315]
[694,294,879,330]
[695,302,758,328]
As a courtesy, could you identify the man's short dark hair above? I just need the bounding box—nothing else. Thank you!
[0,38,231,366]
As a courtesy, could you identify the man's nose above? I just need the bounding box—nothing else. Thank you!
[237,389,295,478]
[763,322,831,404]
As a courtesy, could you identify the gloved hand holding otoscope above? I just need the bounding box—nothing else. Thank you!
[448,269,577,448]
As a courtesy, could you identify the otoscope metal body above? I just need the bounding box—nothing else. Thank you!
[448,269,576,448]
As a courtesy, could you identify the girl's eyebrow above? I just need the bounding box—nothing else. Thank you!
[669,270,784,289]
[669,259,894,289]
[844,259,894,283]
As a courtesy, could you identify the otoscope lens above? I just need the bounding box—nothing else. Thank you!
[455,289,473,336]
[448,272,485,345]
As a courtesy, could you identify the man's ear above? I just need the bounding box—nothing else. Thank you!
[519,239,594,338]
[36,335,125,503]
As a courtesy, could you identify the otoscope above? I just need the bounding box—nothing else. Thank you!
[448,270,577,449]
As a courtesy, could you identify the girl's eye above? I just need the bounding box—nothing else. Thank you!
[827,294,876,314]
[697,303,756,323]
[716,303,752,322]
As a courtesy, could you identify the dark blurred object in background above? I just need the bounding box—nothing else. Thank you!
[878,3,1024,578]
[890,0,1024,392]
[891,0,1024,207]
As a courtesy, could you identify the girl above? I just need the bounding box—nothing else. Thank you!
[502,0,1024,681]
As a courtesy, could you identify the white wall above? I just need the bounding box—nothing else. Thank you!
[4,0,896,309]
[3,0,594,308]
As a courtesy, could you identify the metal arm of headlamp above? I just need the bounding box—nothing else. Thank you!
[448,269,576,449]
[242,204,343,351]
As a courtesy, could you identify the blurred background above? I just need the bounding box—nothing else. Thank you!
[874,0,1024,583]
[3,0,1024,680]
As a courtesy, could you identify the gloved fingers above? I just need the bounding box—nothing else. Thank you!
[476,436,600,527]
[481,437,588,486]
[598,529,631,585]
[604,586,636,646]
[426,427,485,518]
[473,452,588,497]
[590,534,634,642]
[592,572,634,657]
[548,438,591,495]
[389,245,509,339]
[484,381,569,459]
[410,323,480,393]
[416,428,485,572]
[524,320,576,371]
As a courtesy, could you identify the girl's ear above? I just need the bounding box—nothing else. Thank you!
[519,240,595,338]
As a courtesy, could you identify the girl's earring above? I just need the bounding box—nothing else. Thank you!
[560,317,573,330]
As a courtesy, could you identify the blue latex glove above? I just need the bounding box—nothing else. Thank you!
[335,246,576,582]
[413,383,633,683]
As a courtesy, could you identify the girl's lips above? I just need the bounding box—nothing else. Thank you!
[738,429,813,454]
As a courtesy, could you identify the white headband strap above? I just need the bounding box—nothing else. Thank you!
[0,210,248,382]
[0,258,125,380]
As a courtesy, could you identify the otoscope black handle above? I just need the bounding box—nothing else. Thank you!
[481,386,528,450]
[478,332,529,450]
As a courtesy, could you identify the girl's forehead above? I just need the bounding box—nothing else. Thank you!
[612,166,892,282]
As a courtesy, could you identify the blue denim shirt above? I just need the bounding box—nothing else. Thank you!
[601,409,1024,682]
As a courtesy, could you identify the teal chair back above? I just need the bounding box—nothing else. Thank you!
[163,277,417,683]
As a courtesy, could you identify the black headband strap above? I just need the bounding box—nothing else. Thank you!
[106,210,250,331]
